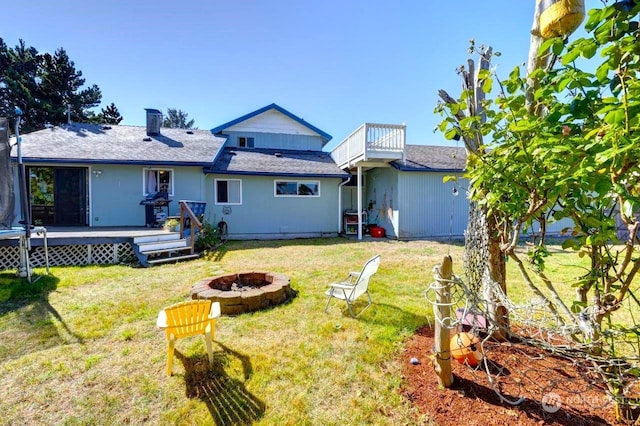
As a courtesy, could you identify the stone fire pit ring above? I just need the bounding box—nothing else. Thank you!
[190,272,292,315]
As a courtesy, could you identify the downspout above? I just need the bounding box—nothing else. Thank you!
[338,175,352,234]
[357,165,363,240]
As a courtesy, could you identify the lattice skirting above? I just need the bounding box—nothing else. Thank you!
[0,243,137,270]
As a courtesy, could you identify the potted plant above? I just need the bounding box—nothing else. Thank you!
[163,218,180,232]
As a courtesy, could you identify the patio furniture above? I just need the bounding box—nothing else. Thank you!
[324,254,381,317]
[156,299,221,376]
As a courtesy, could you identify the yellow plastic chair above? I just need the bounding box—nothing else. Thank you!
[156,299,221,376]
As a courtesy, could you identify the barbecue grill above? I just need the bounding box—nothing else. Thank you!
[140,192,171,227]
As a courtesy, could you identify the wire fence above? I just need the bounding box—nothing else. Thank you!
[425,271,640,422]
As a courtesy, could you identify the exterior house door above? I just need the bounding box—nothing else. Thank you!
[54,167,88,226]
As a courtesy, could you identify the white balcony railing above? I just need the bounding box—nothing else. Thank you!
[331,123,406,169]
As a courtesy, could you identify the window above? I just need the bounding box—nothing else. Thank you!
[215,179,242,204]
[144,168,173,196]
[274,180,320,197]
[238,136,254,148]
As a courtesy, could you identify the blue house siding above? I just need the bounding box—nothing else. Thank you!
[397,171,468,238]
[205,174,341,239]
[364,168,399,238]
[223,131,325,151]
[360,167,469,239]
[12,163,208,227]
[171,167,207,208]
[91,164,141,226]
[90,164,206,226]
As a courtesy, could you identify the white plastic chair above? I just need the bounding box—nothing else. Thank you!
[324,254,381,317]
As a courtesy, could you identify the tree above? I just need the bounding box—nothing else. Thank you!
[0,39,103,132]
[162,108,195,129]
[95,102,123,125]
[437,44,509,339]
[437,1,640,409]
[435,2,640,418]
[1,39,42,132]
[38,48,101,126]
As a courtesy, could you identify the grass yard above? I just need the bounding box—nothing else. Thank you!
[0,238,463,425]
[1,238,636,425]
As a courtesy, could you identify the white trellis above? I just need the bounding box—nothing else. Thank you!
[0,242,136,269]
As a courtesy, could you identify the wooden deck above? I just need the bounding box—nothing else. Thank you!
[0,226,178,270]
[0,226,169,247]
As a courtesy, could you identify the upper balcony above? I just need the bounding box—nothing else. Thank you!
[330,123,406,171]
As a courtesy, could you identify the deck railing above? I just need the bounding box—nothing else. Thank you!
[179,200,205,254]
[331,123,406,169]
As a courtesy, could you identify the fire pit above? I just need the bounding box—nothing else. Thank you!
[190,272,292,315]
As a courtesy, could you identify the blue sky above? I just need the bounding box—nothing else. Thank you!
[3,1,599,150]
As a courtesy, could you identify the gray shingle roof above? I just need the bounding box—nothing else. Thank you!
[392,145,467,172]
[12,123,226,166]
[208,147,349,178]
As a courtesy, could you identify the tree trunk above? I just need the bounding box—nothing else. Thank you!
[487,225,508,337]
[439,45,510,340]
[464,200,509,339]
[0,118,15,228]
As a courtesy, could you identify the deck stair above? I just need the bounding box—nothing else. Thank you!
[133,232,200,267]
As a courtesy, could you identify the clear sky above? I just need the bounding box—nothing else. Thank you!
[2,0,599,151]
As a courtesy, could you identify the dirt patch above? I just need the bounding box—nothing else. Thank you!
[400,326,624,425]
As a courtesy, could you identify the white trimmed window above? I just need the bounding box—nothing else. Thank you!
[274,180,320,197]
[238,136,254,148]
[215,179,242,204]
[144,168,173,196]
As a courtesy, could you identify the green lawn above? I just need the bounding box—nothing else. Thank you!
[0,238,463,425]
[0,238,633,425]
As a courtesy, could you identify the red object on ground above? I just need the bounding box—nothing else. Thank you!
[370,226,385,238]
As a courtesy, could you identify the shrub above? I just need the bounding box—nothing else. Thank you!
[195,221,220,251]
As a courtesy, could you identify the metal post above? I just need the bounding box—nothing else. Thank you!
[357,165,363,240]
[15,108,30,239]
[15,107,32,282]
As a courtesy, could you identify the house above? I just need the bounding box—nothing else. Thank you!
[10,110,226,228]
[359,145,467,239]
[10,103,470,240]
[331,124,468,239]
[204,104,349,239]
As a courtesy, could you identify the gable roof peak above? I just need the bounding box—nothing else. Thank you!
[210,103,332,144]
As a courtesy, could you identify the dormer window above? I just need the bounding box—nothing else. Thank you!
[238,136,254,148]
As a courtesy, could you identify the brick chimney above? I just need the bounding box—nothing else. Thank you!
[145,108,162,136]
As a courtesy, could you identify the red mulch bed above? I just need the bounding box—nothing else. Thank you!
[400,325,631,425]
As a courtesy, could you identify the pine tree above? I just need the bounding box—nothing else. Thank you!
[39,48,101,125]
[0,39,41,132]
[162,108,196,129]
[0,38,103,132]
[99,102,123,125]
